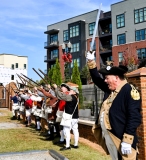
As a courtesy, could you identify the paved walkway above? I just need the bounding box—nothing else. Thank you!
[0,150,55,160]
[0,109,68,160]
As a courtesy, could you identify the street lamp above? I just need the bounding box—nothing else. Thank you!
[61,41,72,82]
[62,41,72,54]
[62,41,72,63]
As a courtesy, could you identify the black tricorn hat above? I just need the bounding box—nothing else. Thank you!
[61,83,70,91]
[99,65,128,76]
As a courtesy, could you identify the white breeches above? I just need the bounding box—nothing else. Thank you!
[25,108,32,117]
[63,119,79,148]
[100,112,118,160]
[12,103,20,116]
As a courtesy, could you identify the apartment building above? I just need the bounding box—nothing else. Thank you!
[44,0,146,78]
[111,0,146,65]
[44,9,112,76]
[0,53,28,86]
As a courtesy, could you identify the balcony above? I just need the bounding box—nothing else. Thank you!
[44,41,59,49]
[100,45,112,54]
[44,55,58,63]
[99,11,111,21]
[99,29,112,37]
[44,29,59,34]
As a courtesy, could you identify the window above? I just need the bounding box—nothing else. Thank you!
[71,43,79,52]
[11,75,14,80]
[107,56,113,61]
[89,22,95,35]
[15,63,18,68]
[117,33,126,45]
[134,7,146,24]
[71,58,80,68]
[116,14,125,28]
[63,30,68,41]
[118,52,123,63]
[135,28,146,41]
[50,49,58,59]
[11,64,14,69]
[50,34,58,44]
[137,48,146,59]
[24,64,26,69]
[70,25,79,38]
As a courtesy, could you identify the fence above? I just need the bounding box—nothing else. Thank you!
[80,84,104,121]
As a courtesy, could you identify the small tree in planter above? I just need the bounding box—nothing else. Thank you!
[80,65,91,84]
[122,48,139,72]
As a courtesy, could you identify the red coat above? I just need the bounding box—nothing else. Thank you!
[58,91,69,111]
[25,99,33,108]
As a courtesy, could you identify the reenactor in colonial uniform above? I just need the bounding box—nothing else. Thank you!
[53,83,79,151]
[86,51,141,160]
[10,92,21,120]
[36,86,60,140]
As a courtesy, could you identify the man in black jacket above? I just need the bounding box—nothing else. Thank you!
[53,84,79,151]
[86,51,141,160]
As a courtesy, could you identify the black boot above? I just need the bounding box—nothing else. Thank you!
[17,115,21,120]
[11,116,16,120]
[46,124,54,141]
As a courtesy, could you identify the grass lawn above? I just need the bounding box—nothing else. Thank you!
[0,109,111,160]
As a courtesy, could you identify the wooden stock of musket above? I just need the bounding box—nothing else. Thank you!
[21,73,40,87]
[32,68,49,85]
[38,68,55,84]
[38,68,61,89]
[16,73,25,85]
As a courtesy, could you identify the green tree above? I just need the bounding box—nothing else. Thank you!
[52,59,62,85]
[71,60,83,107]
[48,66,54,85]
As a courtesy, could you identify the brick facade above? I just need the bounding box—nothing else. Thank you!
[112,40,146,66]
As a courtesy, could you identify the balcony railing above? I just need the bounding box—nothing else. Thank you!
[44,56,47,61]
[44,41,59,48]
[99,29,112,36]
[51,54,58,59]
[100,45,112,52]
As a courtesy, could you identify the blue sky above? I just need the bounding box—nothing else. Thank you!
[0,0,120,81]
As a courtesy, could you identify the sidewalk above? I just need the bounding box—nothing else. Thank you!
[0,150,55,160]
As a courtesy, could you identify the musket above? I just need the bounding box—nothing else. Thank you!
[17,74,34,88]
[21,73,40,87]
[38,68,55,85]
[16,73,25,85]
[38,68,61,89]
[32,68,49,85]
[10,86,16,93]
[17,81,33,88]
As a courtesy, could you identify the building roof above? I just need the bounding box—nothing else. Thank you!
[0,53,28,57]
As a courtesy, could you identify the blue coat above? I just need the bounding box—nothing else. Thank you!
[90,68,141,149]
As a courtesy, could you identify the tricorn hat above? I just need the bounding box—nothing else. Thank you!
[69,86,79,94]
[61,83,70,91]
[99,64,128,76]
